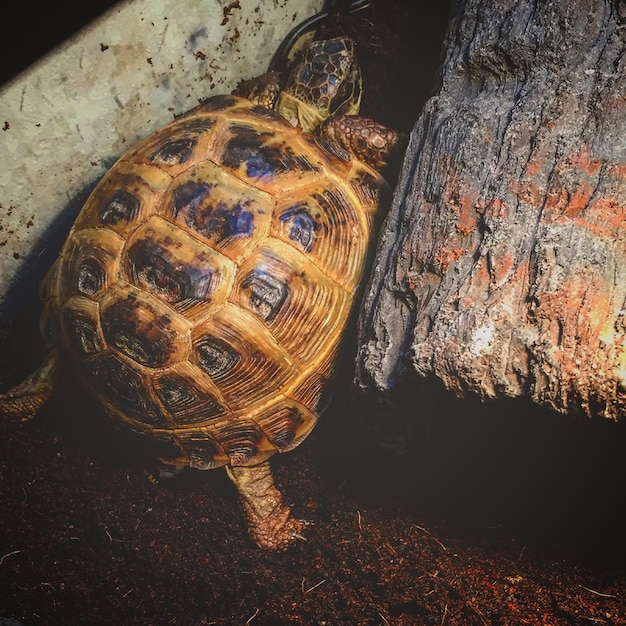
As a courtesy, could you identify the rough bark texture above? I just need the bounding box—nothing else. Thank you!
[356,0,626,423]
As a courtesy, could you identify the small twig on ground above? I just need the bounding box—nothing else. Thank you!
[303,578,326,594]
[0,550,21,565]
[245,608,260,624]
[412,524,448,552]
[578,584,618,599]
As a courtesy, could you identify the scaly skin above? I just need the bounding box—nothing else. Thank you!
[226,462,305,550]
[319,115,408,173]
[0,352,59,422]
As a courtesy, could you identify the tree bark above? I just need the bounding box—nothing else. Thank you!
[356,0,626,422]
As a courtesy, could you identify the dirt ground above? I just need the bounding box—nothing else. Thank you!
[3,2,626,625]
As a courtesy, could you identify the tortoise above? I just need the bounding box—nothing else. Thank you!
[0,37,404,549]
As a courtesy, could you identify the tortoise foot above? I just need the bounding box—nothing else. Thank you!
[226,461,305,550]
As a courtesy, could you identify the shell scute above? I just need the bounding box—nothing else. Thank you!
[123,215,235,321]
[152,367,226,427]
[60,228,124,301]
[85,353,169,428]
[234,242,351,367]
[191,304,297,414]
[253,399,316,452]
[61,296,106,357]
[213,419,273,467]
[99,283,191,369]
[175,430,229,470]
[168,160,273,263]
[219,124,320,191]
[73,162,172,237]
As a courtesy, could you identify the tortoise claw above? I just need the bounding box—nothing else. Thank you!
[227,461,307,550]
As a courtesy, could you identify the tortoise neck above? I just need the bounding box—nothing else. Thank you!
[276,91,328,133]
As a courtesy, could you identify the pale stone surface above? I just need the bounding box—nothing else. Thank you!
[0,0,321,326]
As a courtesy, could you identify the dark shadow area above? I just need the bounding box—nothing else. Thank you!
[0,182,101,330]
[0,2,122,87]
[319,375,626,566]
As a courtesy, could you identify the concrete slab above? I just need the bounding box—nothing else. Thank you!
[0,0,322,327]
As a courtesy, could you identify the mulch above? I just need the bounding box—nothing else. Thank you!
[2,2,626,624]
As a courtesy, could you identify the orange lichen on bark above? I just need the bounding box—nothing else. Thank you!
[511,146,625,243]
[454,193,480,237]
[490,252,516,285]
[532,270,625,415]
[566,151,604,177]
[544,180,595,218]
[566,197,626,240]
[509,178,545,207]
[534,273,614,347]
[436,245,467,272]
[484,197,510,220]
[434,176,483,272]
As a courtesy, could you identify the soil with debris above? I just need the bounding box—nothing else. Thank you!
[3,2,626,625]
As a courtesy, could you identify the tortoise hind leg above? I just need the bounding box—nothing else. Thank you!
[226,461,305,550]
[0,351,59,422]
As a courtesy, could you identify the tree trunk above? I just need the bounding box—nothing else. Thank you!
[356,0,626,424]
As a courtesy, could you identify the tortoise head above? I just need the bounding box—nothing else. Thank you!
[277,37,362,133]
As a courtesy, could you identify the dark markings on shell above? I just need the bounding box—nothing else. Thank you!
[127,238,215,304]
[178,430,226,469]
[63,309,103,356]
[308,135,352,163]
[261,406,305,450]
[75,257,105,295]
[86,355,169,428]
[217,422,262,465]
[195,94,238,113]
[178,197,255,242]
[196,336,240,378]
[178,118,216,135]
[351,169,391,209]
[100,189,140,225]
[153,373,225,425]
[249,104,286,124]
[241,270,288,322]
[221,124,319,179]
[173,180,213,215]
[279,204,316,252]
[102,298,168,368]
[151,137,197,165]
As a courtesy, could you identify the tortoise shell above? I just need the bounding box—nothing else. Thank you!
[40,94,389,470]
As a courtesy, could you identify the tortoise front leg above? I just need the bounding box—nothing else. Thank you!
[232,71,283,109]
[226,461,304,550]
[319,115,408,172]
